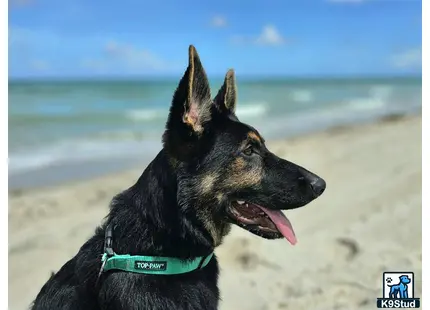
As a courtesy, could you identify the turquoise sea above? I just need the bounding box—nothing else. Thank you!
[8,77,422,189]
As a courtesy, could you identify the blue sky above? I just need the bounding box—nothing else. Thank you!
[8,0,422,79]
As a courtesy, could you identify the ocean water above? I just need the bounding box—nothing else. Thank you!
[8,77,422,189]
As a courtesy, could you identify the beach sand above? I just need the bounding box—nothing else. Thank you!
[8,115,422,310]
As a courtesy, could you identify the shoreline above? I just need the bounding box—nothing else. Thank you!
[8,111,419,193]
[8,113,422,310]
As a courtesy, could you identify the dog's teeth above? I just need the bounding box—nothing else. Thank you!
[237,201,245,205]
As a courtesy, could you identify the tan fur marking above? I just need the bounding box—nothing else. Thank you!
[227,157,262,187]
[247,132,261,143]
[196,209,230,247]
[232,157,246,171]
[183,112,203,132]
[184,114,193,126]
[200,173,218,194]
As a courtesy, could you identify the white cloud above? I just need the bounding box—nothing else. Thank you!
[232,25,287,46]
[104,41,168,70]
[82,41,174,74]
[210,15,227,28]
[255,25,286,45]
[390,48,422,69]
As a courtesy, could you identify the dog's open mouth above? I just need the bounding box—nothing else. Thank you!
[227,201,297,245]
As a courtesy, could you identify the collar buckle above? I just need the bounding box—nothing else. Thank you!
[104,222,115,257]
[96,222,115,287]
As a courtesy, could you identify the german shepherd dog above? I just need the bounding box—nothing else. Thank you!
[31,45,326,310]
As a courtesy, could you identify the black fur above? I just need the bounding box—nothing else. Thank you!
[31,45,326,310]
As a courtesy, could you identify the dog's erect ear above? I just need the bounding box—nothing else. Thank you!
[163,45,212,159]
[166,45,212,134]
[213,69,237,115]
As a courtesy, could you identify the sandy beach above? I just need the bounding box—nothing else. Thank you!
[8,115,422,310]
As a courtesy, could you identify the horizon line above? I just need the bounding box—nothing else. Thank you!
[8,73,422,83]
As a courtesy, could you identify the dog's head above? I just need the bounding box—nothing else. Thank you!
[399,276,411,285]
[163,46,326,246]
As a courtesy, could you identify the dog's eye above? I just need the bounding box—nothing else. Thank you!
[243,145,254,156]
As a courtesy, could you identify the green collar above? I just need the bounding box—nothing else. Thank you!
[98,223,214,276]
[101,252,214,275]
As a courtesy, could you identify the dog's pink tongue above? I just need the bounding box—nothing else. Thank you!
[258,206,297,245]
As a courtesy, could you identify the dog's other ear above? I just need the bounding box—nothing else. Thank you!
[213,69,237,115]
[163,45,212,159]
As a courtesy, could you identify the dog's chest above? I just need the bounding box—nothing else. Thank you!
[98,262,220,309]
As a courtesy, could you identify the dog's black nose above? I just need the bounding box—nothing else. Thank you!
[310,177,326,196]
[300,169,326,197]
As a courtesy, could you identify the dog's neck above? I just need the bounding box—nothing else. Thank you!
[107,150,216,259]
